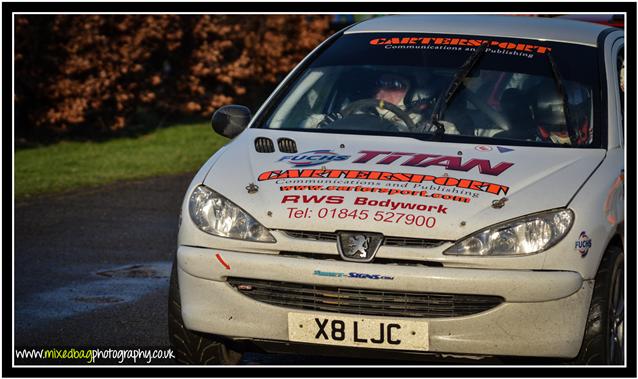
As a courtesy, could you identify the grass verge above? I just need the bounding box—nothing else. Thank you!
[14,122,229,199]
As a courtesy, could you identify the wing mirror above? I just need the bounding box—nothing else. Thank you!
[211,105,252,138]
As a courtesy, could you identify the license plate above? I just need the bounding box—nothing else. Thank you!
[288,312,429,351]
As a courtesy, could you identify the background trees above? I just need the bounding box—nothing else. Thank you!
[15,15,333,141]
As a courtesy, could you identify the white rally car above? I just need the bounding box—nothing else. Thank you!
[168,15,625,364]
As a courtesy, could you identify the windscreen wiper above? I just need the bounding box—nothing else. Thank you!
[424,41,489,137]
[546,52,576,146]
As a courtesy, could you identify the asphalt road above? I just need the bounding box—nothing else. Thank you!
[15,173,449,366]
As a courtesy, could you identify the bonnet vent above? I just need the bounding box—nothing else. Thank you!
[254,137,275,153]
[277,138,298,153]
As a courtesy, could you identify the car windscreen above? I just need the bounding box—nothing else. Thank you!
[257,33,601,148]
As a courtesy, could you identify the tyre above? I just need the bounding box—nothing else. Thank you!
[573,244,624,364]
[168,259,243,365]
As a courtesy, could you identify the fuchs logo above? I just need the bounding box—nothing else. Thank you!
[278,150,350,167]
[575,231,592,257]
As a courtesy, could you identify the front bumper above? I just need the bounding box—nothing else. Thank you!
[177,245,593,359]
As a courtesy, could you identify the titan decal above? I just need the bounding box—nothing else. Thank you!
[352,150,514,176]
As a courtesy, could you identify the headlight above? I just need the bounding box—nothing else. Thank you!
[443,209,574,256]
[189,185,276,242]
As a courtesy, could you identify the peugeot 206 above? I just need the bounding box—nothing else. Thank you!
[168,15,625,364]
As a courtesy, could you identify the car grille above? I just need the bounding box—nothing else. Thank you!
[281,230,446,249]
[227,278,503,318]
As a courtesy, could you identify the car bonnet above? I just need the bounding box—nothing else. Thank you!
[202,129,605,241]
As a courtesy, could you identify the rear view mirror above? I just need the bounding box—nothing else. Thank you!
[211,105,252,139]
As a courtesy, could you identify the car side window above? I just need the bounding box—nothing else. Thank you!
[617,47,625,125]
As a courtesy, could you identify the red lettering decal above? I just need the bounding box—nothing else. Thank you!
[433,177,448,185]
[281,195,300,204]
[354,150,392,164]
[302,195,326,203]
[456,159,514,176]
[443,177,459,186]
[326,196,344,204]
[420,175,436,183]
[402,154,440,167]
[276,170,294,178]
[392,173,412,182]
[419,156,462,169]
[469,181,485,191]
[486,183,509,195]
[497,42,517,50]
[367,171,382,180]
[457,179,472,188]
[327,170,344,178]
[258,171,279,181]
[378,172,394,180]
[377,152,414,165]
[343,170,368,179]
[354,197,367,205]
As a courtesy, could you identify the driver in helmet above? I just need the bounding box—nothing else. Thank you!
[314,72,441,131]
[372,73,428,128]
[374,74,409,115]
[317,73,427,130]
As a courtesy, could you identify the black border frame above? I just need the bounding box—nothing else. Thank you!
[3,2,636,377]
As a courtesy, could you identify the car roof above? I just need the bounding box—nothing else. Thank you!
[557,14,624,28]
[345,15,613,47]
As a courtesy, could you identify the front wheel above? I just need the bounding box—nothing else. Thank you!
[572,244,624,364]
[168,259,243,365]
